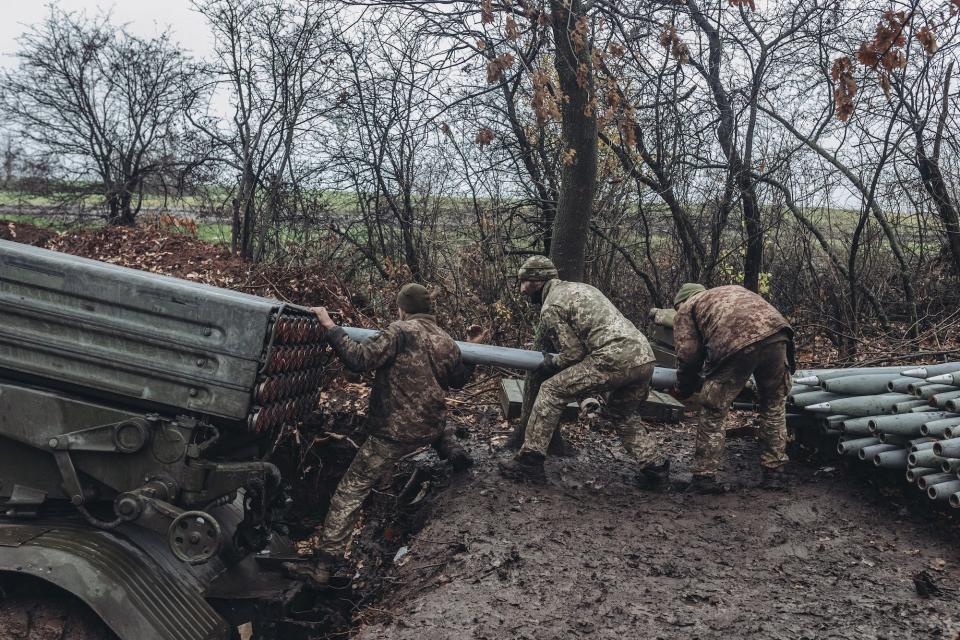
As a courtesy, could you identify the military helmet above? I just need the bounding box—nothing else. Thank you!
[673,282,706,307]
[517,255,559,282]
[397,283,432,314]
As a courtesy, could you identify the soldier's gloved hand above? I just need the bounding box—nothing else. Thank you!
[536,352,561,377]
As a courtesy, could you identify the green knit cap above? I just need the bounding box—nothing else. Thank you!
[517,255,559,282]
[673,283,706,307]
[397,283,432,314]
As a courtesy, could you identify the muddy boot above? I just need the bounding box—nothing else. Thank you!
[498,451,546,482]
[448,448,474,472]
[636,459,670,490]
[685,474,728,495]
[283,552,341,588]
[759,466,789,491]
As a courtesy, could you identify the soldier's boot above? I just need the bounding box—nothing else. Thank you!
[433,428,474,472]
[498,451,546,482]
[685,474,728,495]
[636,459,671,490]
[282,551,342,588]
[448,447,474,472]
[759,465,789,491]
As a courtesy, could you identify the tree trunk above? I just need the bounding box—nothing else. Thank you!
[736,168,763,292]
[687,0,762,291]
[548,0,597,283]
[916,143,960,274]
[118,191,135,226]
[231,198,240,256]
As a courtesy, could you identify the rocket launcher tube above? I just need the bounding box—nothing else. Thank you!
[340,327,683,388]
[932,437,960,458]
[805,393,914,416]
[928,390,960,409]
[940,459,960,473]
[873,449,908,469]
[867,412,954,436]
[837,437,880,456]
[794,367,913,387]
[901,362,960,379]
[905,380,931,395]
[920,416,960,437]
[927,479,960,500]
[892,400,930,414]
[914,384,958,399]
[858,443,900,461]
[917,472,957,490]
[927,372,960,386]
[839,417,874,436]
[788,391,845,408]
[821,374,904,395]
[906,467,937,483]
[888,377,923,393]
[944,425,960,439]
[910,449,946,468]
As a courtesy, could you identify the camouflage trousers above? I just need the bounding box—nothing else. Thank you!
[318,435,417,557]
[318,428,463,557]
[521,359,661,466]
[694,337,791,476]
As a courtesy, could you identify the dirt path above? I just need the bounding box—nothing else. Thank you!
[354,420,960,639]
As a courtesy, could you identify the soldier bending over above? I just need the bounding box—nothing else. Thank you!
[498,256,669,486]
[671,283,796,494]
[286,284,485,586]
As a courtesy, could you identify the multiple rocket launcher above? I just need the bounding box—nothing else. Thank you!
[788,362,960,506]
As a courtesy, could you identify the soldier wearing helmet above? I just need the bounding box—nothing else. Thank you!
[499,256,669,486]
[671,283,795,494]
[286,284,487,586]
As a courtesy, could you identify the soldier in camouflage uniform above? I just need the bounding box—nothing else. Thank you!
[672,283,796,494]
[285,284,485,586]
[498,256,670,486]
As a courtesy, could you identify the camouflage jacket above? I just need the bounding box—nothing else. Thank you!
[325,314,473,445]
[674,285,793,395]
[539,279,655,372]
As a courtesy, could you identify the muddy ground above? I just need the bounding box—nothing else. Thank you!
[349,414,960,640]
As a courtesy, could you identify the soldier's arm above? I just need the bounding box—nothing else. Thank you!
[673,308,705,397]
[540,305,585,370]
[324,324,402,372]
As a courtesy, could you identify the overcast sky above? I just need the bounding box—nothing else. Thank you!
[0,1,215,63]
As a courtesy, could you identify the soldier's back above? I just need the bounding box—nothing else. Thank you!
[543,280,653,368]
[687,285,790,362]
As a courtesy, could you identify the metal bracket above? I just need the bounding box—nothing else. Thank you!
[52,451,84,505]
[46,417,153,453]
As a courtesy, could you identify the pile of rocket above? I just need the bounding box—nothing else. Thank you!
[788,362,960,506]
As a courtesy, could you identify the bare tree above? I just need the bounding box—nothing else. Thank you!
[331,10,452,282]
[192,0,342,261]
[0,8,198,225]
